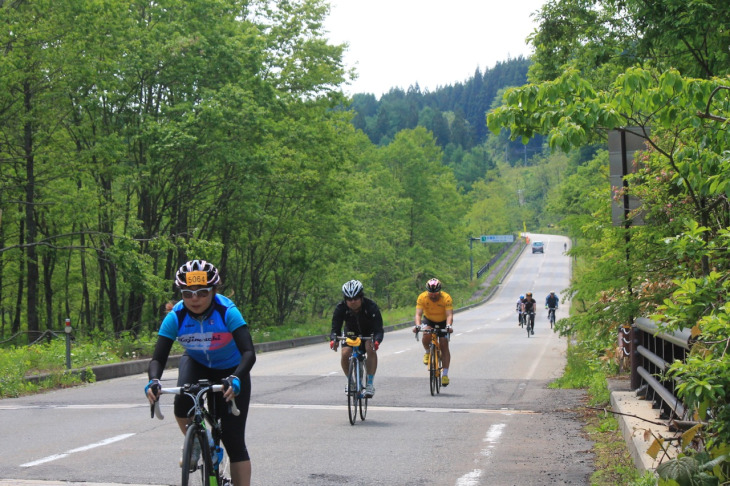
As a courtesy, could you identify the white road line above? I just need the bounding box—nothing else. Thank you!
[1,403,537,415]
[481,422,506,456]
[456,469,482,486]
[526,332,553,379]
[455,423,506,485]
[0,404,142,410]
[20,433,135,468]
[0,481,166,486]
[250,403,536,414]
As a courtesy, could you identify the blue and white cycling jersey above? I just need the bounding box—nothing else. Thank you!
[159,294,246,370]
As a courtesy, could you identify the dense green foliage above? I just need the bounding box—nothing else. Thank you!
[8,1,730,481]
[487,0,730,477]
[349,56,532,147]
[347,57,544,190]
[0,0,531,345]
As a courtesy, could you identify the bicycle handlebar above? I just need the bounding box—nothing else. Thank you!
[414,327,452,341]
[151,382,240,420]
[337,335,372,341]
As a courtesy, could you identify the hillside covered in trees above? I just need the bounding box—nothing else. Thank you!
[346,56,544,192]
[0,0,551,342]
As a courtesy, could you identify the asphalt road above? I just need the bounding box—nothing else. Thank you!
[0,234,593,485]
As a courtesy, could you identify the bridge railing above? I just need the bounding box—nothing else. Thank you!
[627,317,693,423]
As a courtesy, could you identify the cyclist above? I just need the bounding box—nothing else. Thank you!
[545,290,559,322]
[516,294,526,326]
[413,278,453,386]
[522,291,537,335]
[330,280,384,398]
[145,260,256,486]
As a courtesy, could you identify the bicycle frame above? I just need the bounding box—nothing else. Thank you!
[547,307,556,328]
[338,335,370,425]
[526,312,535,337]
[416,327,450,396]
[152,380,240,486]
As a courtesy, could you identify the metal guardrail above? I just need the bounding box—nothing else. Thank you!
[476,242,513,279]
[629,317,693,422]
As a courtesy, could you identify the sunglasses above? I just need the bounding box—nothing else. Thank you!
[181,287,213,299]
[345,296,361,302]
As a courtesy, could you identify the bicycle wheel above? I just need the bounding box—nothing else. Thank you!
[347,358,358,425]
[182,424,210,486]
[429,345,437,396]
[550,310,555,329]
[435,348,442,394]
[527,318,531,338]
[358,360,367,421]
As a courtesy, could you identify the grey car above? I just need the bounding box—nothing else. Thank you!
[531,241,544,254]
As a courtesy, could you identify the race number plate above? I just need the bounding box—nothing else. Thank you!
[186,271,207,286]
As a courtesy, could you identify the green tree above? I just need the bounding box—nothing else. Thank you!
[489,0,730,448]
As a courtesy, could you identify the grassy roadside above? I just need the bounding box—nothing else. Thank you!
[0,241,523,398]
[551,344,656,486]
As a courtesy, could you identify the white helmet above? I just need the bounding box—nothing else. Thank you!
[342,280,364,299]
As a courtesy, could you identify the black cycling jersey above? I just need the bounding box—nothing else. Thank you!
[331,297,385,343]
[523,298,537,313]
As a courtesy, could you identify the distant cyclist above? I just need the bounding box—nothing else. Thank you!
[522,291,537,335]
[413,278,453,386]
[330,280,384,398]
[516,294,526,326]
[545,291,559,312]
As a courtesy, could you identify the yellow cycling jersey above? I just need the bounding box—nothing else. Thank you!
[416,291,453,322]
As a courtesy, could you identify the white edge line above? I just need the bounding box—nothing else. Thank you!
[20,433,135,468]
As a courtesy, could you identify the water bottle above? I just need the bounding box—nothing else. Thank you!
[214,445,223,466]
[206,429,221,466]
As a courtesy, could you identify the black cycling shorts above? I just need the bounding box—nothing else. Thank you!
[421,317,449,337]
[175,354,251,462]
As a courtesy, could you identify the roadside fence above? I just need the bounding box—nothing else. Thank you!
[626,317,694,426]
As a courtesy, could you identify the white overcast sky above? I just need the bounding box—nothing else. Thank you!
[323,0,547,98]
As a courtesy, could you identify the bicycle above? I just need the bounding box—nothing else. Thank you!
[416,327,450,396]
[518,311,525,328]
[547,307,556,329]
[525,311,535,337]
[151,379,240,486]
[338,335,370,425]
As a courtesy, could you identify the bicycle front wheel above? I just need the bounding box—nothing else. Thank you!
[358,360,368,421]
[182,424,211,486]
[429,345,437,396]
[347,358,358,425]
